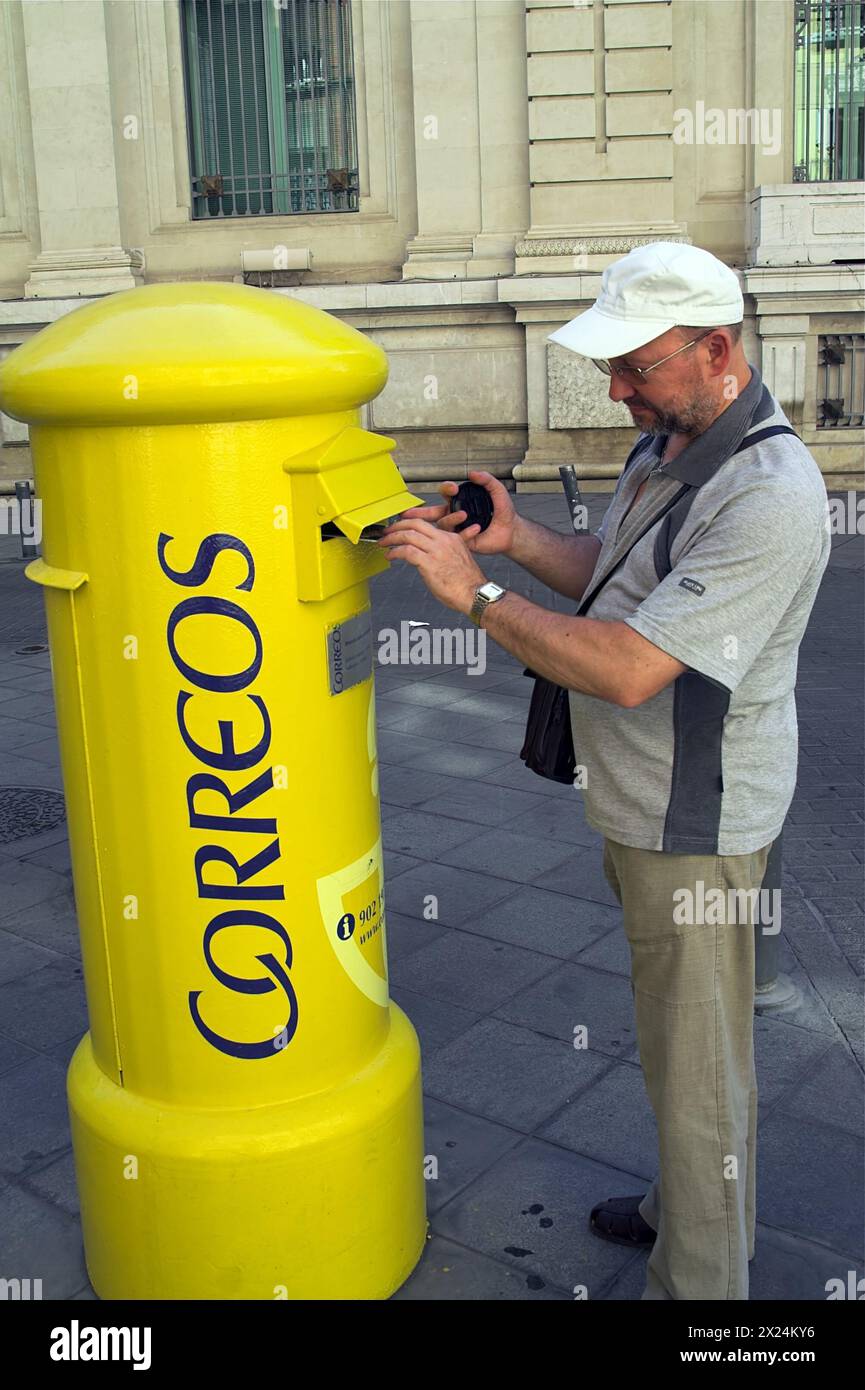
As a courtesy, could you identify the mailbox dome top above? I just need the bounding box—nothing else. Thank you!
[0,282,389,426]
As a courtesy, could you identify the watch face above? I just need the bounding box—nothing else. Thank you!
[480,582,504,600]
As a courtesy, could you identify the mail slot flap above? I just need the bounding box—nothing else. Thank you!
[283,425,419,533]
[314,456,421,534]
[283,425,423,600]
[331,489,424,545]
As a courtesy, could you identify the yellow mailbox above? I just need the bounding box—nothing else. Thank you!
[0,282,428,1300]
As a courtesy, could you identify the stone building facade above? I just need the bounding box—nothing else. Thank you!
[0,0,863,493]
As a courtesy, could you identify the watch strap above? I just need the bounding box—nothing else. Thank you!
[470,583,505,626]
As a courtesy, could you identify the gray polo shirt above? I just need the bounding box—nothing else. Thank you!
[568,365,831,856]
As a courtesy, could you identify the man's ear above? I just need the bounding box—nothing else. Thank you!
[706,330,733,377]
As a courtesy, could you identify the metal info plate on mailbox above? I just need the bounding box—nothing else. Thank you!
[326,609,373,695]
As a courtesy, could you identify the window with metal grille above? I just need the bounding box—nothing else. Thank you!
[180,0,359,218]
[794,2,865,181]
[817,334,865,425]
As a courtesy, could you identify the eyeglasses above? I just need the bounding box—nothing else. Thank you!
[592,329,716,384]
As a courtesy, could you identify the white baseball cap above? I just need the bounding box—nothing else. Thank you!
[548,241,744,360]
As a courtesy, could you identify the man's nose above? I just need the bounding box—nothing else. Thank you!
[608,371,638,404]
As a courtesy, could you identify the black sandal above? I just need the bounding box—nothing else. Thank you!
[589,1194,657,1247]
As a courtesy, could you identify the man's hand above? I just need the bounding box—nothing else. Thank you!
[392,470,519,557]
[376,517,487,615]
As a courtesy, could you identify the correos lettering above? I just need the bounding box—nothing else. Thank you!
[157,531,297,1059]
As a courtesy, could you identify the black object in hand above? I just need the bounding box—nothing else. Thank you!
[449,481,494,533]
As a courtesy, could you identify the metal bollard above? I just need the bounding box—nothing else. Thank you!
[754,828,798,1010]
[558,464,584,532]
[14,479,38,560]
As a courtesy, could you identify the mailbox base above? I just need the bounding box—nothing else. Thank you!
[67,1003,428,1300]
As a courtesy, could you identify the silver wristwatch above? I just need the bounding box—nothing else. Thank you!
[469,581,507,626]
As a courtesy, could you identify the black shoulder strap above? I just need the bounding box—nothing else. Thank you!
[733,424,800,452]
[652,424,800,582]
[523,433,682,674]
[578,481,691,616]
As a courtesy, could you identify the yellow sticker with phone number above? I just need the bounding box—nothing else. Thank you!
[315,837,389,1006]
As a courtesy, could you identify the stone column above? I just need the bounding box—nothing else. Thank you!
[402,0,529,280]
[469,0,531,278]
[22,0,140,297]
[744,0,792,190]
[402,0,481,279]
[756,311,810,429]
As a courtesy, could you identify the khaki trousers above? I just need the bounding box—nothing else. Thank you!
[602,836,773,1301]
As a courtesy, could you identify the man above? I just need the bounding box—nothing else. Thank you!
[377,241,831,1300]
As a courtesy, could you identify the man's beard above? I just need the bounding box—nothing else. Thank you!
[632,381,719,438]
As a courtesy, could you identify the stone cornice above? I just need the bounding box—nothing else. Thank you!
[515,234,691,256]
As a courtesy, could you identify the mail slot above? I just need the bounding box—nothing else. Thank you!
[0,281,428,1300]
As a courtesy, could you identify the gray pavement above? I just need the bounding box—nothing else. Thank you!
[0,490,862,1302]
